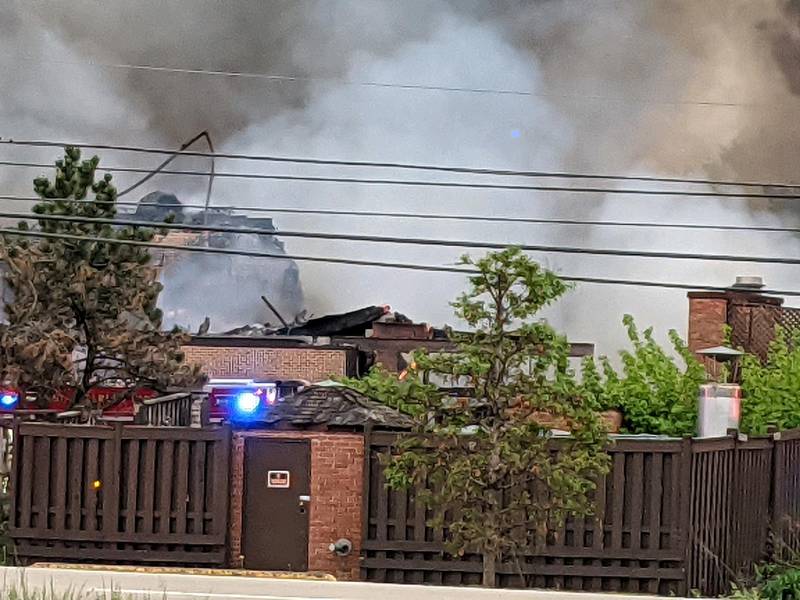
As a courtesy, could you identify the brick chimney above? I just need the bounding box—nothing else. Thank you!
[687,276,783,355]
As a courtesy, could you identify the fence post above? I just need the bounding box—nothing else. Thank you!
[102,422,123,535]
[360,424,373,581]
[8,418,19,533]
[679,436,694,597]
[770,428,784,558]
[725,429,740,591]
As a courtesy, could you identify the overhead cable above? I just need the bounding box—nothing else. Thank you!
[3,137,800,191]
[1,159,799,201]
[0,193,798,234]
[16,55,762,109]
[2,226,800,296]
[4,210,800,267]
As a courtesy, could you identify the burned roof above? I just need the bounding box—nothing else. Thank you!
[263,384,413,430]
[273,305,392,337]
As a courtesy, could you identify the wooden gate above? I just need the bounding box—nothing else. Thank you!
[10,422,231,565]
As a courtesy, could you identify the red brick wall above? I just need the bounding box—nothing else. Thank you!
[229,430,364,580]
[687,296,728,353]
[183,346,348,382]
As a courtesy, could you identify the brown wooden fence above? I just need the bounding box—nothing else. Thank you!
[362,430,800,596]
[9,422,231,565]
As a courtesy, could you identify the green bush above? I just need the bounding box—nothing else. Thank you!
[337,364,435,417]
[730,562,800,599]
[581,315,706,437]
[739,328,800,435]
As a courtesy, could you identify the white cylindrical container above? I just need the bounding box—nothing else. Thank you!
[697,383,741,438]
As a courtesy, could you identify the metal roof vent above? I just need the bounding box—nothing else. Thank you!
[731,276,764,290]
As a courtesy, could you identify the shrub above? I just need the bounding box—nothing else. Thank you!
[739,328,800,435]
[581,315,706,437]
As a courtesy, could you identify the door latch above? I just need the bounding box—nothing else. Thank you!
[298,494,311,514]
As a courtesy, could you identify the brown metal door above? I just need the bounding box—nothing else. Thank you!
[242,438,310,571]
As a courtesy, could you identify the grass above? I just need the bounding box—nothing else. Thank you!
[2,583,129,599]
[0,578,168,600]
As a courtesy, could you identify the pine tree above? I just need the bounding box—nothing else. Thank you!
[0,147,203,411]
[382,248,610,586]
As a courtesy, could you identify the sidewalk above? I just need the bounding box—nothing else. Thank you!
[0,565,707,600]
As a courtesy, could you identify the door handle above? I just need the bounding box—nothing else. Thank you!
[298,495,311,502]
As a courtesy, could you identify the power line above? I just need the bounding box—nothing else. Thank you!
[4,210,800,267]
[3,225,800,297]
[1,194,799,235]
[2,158,800,201]
[16,55,762,109]
[4,138,800,191]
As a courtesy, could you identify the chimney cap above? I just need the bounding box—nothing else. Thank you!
[731,276,764,290]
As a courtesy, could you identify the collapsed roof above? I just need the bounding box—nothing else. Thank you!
[219,304,410,337]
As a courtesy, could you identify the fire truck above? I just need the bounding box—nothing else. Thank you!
[203,378,306,422]
[0,378,307,422]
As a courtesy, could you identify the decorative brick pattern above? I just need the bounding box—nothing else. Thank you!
[183,346,348,383]
[229,431,364,580]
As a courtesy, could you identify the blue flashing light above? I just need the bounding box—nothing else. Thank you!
[0,392,18,408]
[234,391,260,416]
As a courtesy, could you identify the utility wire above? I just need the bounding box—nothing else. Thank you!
[4,137,800,191]
[1,194,799,235]
[3,225,800,296]
[117,131,216,217]
[4,210,800,267]
[1,158,800,201]
[16,55,762,109]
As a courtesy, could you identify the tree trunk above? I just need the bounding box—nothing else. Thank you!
[482,550,497,587]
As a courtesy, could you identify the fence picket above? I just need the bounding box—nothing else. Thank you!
[10,423,230,565]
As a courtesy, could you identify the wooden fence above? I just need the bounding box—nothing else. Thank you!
[362,430,800,596]
[9,422,231,565]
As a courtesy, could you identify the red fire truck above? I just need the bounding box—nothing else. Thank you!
[0,378,307,422]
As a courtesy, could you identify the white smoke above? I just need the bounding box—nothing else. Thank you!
[3,1,800,357]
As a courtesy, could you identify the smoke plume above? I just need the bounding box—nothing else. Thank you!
[2,0,800,356]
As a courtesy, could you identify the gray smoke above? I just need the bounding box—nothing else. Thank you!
[2,0,800,356]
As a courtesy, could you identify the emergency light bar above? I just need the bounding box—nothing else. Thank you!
[203,379,279,422]
[0,390,19,411]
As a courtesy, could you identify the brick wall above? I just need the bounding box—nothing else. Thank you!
[183,345,349,382]
[687,295,728,353]
[229,430,365,579]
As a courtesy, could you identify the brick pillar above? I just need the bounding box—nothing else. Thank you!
[687,293,729,354]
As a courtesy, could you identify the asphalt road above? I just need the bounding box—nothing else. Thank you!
[0,566,677,600]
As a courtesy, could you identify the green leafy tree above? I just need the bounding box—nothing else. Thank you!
[338,364,433,417]
[739,328,800,435]
[581,315,705,437]
[0,147,203,411]
[381,248,609,587]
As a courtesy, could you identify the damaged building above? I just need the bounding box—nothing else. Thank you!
[183,304,595,383]
[119,191,305,332]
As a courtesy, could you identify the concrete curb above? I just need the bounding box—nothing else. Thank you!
[29,562,337,581]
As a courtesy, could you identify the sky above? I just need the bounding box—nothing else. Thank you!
[2,0,800,358]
